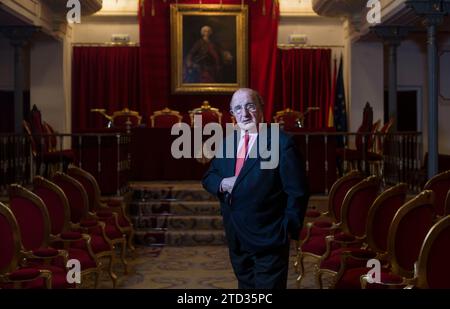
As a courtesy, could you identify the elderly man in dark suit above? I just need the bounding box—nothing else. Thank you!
[202,88,309,289]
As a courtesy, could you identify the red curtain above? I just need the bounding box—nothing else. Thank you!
[280,48,332,129]
[72,46,140,131]
[139,0,279,123]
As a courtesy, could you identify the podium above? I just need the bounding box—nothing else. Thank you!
[73,129,130,195]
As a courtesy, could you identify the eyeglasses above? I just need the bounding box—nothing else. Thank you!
[231,103,257,115]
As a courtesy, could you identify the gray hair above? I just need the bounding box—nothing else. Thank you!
[200,25,213,36]
[230,88,264,110]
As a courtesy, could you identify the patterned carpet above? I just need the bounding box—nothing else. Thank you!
[96,244,332,289]
[98,182,332,289]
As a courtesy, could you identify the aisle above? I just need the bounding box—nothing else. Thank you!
[98,245,324,289]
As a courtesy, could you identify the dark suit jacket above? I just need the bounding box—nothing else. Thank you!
[202,126,309,253]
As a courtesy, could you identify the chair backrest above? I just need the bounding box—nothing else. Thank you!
[340,175,381,238]
[355,102,374,152]
[8,184,51,251]
[415,215,450,288]
[423,170,450,216]
[189,101,222,127]
[273,108,304,130]
[42,121,57,152]
[0,202,22,274]
[375,117,394,154]
[33,176,71,235]
[28,105,48,154]
[387,190,435,279]
[52,172,89,224]
[150,107,183,128]
[327,170,364,222]
[365,183,408,253]
[445,189,450,216]
[23,120,38,157]
[111,108,142,129]
[67,166,102,213]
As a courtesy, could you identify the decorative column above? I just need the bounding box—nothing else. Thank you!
[0,26,39,133]
[407,0,450,178]
[372,26,410,132]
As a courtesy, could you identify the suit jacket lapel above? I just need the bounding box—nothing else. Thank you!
[223,130,237,177]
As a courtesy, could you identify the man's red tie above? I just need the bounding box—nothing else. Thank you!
[235,132,250,176]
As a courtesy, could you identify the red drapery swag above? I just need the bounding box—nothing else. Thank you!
[280,48,332,129]
[72,46,140,131]
[139,0,279,122]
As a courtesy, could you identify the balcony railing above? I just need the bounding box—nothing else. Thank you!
[0,131,423,196]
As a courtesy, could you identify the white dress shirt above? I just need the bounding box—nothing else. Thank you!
[236,130,258,160]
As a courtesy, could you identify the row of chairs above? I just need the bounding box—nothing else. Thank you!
[296,169,450,289]
[93,103,322,130]
[0,166,135,288]
[92,101,223,129]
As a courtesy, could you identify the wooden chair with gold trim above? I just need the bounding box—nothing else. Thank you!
[67,165,135,256]
[296,176,381,288]
[445,189,450,216]
[295,171,364,271]
[319,183,408,289]
[24,106,76,176]
[52,172,120,287]
[405,214,450,289]
[189,101,222,127]
[7,185,75,288]
[0,202,52,289]
[360,190,436,288]
[150,107,183,128]
[273,108,304,130]
[423,170,450,218]
[111,108,142,130]
[32,176,101,287]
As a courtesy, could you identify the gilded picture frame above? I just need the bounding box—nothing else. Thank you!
[170,4,248,94]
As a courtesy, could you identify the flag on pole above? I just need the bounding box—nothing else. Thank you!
[327,57,337,128]
[334,56,348,146]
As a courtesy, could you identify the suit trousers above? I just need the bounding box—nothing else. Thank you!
[226,224,290,289]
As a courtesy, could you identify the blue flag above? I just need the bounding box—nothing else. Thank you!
[334,56,347,147]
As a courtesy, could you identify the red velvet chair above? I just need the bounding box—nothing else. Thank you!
[360,190,436,288]
[294,171,363,271]
[189,101,222,127]
[52,172,126,286]
[149,107,183,128]
[25,105,76,175]
[0,202,52,289]
[67,165,135,255]
[445,189,450,215]
[111,108,142,130]
[406,215,450,289]
[423,170,450,217]
[273,108,304,130]
[320,183,408,289]
[7,185,74,289]
[32,176,101,287]
[296,176,381,288]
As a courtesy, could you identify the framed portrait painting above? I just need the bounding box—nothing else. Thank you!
[170,4,248,94]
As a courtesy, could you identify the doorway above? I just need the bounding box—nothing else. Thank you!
[384,86,422,132]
